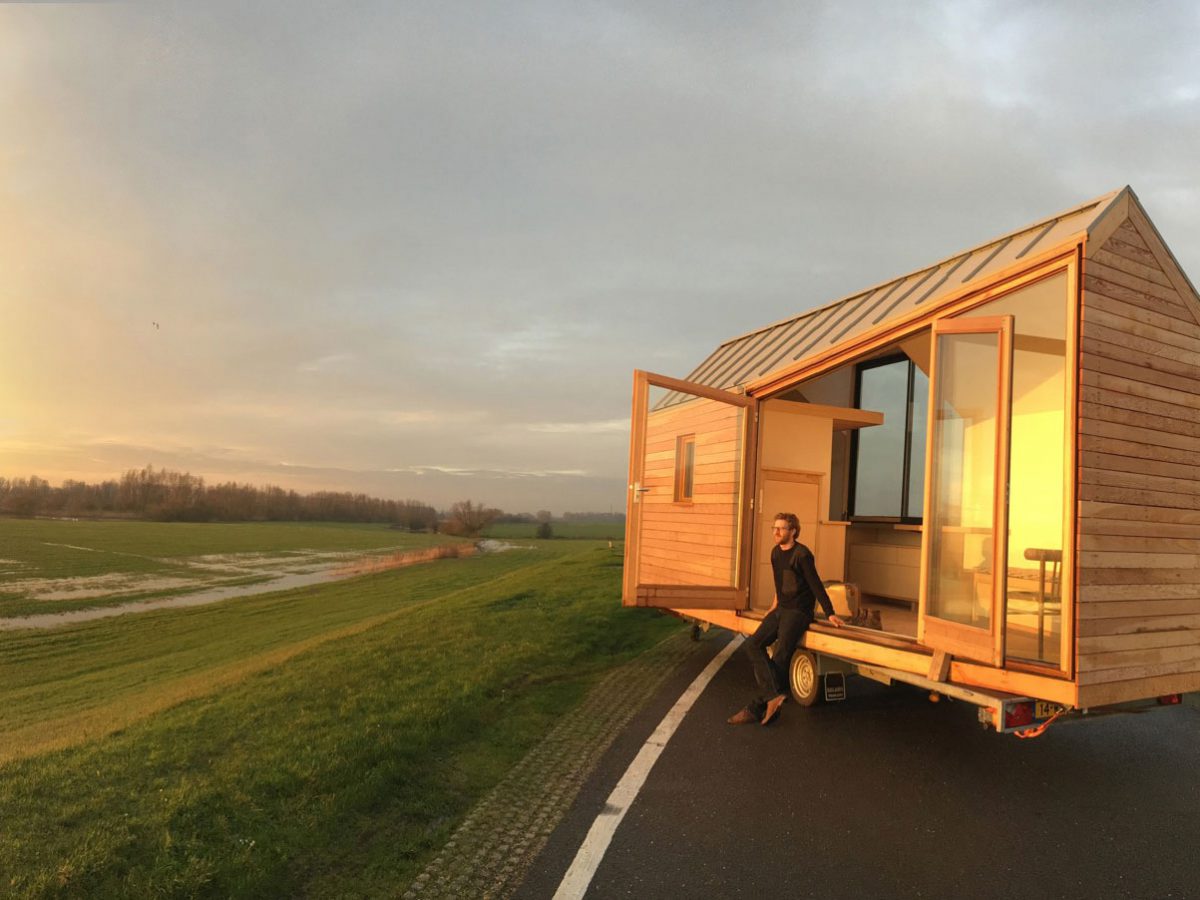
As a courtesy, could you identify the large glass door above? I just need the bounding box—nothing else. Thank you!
[918,317,1013,665]
[623,370,757,609]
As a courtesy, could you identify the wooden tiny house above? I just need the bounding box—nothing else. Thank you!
[623,187,1200,729]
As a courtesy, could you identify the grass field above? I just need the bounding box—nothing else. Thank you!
[0,518,457,618]
[483,520,625,540]
[0,537,679,897]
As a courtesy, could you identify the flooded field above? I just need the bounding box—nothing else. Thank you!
[0,518,469,625]
[0,544,478,630]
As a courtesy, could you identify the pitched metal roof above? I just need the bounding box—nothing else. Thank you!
[683,188,1125,393]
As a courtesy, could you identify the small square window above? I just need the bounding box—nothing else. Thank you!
[674,435,696,502]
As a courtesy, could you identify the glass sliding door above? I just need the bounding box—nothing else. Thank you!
[966,272,1070,670]
[919,317,1013,665]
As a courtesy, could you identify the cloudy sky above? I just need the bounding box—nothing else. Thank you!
[2,1,1198,514]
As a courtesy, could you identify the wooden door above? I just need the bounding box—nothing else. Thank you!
[752,471,821,611]
[918,317,1013,665]
[623,370,757,609]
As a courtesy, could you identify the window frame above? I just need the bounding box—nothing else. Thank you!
[673,433,696,503]
[848,353,925,523]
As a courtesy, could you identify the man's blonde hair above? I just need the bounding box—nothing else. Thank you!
[774,512,800,535]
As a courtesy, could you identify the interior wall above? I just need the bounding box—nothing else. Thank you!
[756,402,845,587]
[759,402,835,510]
[797,367,855,408]
[788,366,855,520]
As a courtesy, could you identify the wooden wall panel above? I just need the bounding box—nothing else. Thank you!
[1078,214,1200,706]
[636,397,744,586]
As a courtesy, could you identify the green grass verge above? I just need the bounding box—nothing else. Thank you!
[0,541,679,897]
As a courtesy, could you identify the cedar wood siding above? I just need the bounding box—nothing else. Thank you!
[1077,213,1200,706]
[637,397,743,586]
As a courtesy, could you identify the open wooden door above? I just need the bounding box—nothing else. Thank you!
[918,317,1013,666]
[623,370,757,609]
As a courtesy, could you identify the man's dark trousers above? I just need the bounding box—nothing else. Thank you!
[744,607,812,717]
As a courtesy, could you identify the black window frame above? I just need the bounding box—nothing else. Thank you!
[848,353,926,523]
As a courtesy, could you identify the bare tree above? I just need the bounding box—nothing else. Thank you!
[443,499,501,536]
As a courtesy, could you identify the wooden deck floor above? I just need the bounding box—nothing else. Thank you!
[859,596,1062,666]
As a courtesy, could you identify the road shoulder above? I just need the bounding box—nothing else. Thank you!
[402,624,730,899]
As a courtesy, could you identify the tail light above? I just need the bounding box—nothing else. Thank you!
[1004,701,1034,729]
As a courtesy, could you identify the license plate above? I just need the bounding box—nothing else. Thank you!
[1034,701,1062,719]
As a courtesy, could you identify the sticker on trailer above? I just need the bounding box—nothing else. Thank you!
[823,672,846,702]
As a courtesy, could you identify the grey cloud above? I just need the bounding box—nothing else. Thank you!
[3,1,1199,511]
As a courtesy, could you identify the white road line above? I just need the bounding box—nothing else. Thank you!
[553,634,744,900]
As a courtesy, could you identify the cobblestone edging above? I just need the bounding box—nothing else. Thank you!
[401,627,702,899]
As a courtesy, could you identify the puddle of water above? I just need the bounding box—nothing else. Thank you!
[0,542,484,631]
[475,540,532,553]
[6,573,202,602]
[0,569,341,630]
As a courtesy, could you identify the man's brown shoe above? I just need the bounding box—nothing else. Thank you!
[761,693,787,725]
[727,708,757,725]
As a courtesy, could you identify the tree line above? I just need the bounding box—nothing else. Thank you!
[0,468,439,530]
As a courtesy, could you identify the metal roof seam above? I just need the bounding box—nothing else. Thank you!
[706,300,831,351]
[870,267,940,325]
[827,279,906,345]
[706,320,788,389]
[792,288,881,360]
[789,291,881,361]
[710,191,1119,352]
[752,312,831,377]
[685,324,762,383]
[684,347,736,385]
[773,304,843,363]
[913,254,970,305]
[960,235,1014,284]
[1014,219,1060,260]
[673,189,1127,391]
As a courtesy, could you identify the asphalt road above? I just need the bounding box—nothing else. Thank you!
[519,633,1200,900]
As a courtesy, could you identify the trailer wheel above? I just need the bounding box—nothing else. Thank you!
[789,650,822,707]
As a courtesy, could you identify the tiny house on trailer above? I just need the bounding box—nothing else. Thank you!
[623,187,1200,733]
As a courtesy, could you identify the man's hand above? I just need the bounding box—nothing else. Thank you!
[828,614,846,628]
